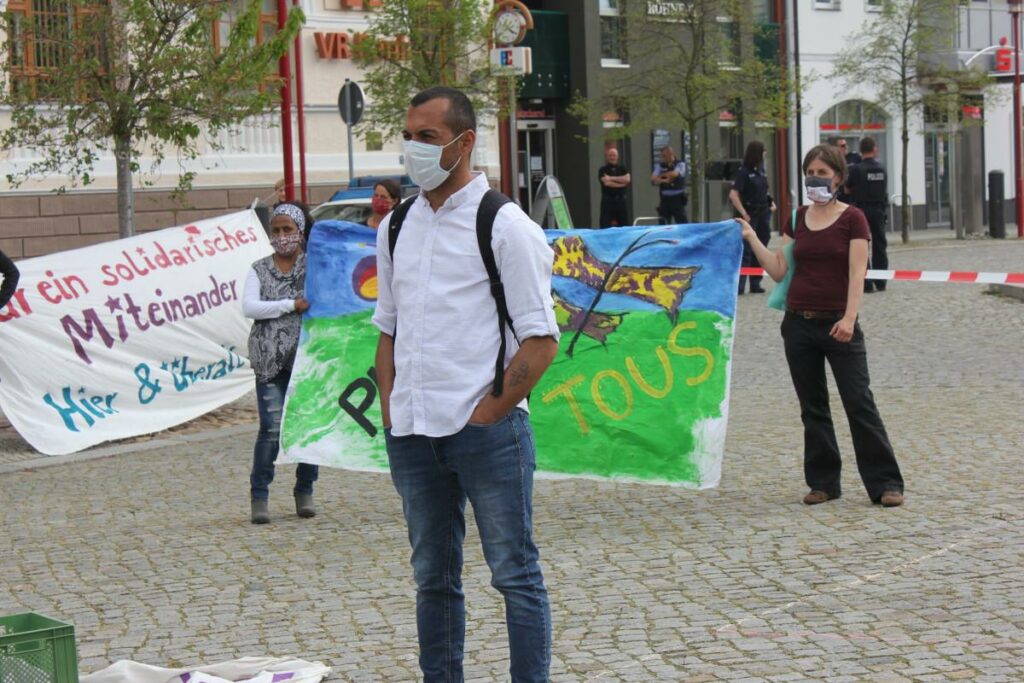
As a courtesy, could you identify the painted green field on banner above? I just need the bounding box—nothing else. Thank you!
[279,220,743,488]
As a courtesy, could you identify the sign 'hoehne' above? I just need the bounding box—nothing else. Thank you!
[647,1,688,19]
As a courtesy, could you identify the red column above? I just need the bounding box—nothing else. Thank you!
[293,0,308,205]
[1012,6,1024,237]
[277,0,295,202]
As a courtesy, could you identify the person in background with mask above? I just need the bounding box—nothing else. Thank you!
[737,144,905,508]
[243,201,318,524]
[366,178,402,230]
[374,86,559,682]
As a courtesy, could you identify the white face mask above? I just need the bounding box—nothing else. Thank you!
[403,131,466,191]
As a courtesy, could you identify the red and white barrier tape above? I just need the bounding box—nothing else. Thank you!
[738,267,1024,284]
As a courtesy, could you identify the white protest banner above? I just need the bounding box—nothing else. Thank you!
[0,210,270,455]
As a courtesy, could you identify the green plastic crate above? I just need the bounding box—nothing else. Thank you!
[0,613,78,683]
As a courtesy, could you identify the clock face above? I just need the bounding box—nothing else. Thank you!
[494,11,524,45]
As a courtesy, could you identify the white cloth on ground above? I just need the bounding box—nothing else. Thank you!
[79,656,330,683]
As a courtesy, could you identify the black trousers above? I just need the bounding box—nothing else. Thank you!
[657,194,688,225]
[738,208,771,292]
[781,313,904,501]
[861,204,888,291]
[599,196,629,228]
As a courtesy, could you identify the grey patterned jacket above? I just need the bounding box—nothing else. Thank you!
[247,253,306,383]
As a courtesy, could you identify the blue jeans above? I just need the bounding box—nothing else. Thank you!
[250,370,319,500]
[385,408,551,683]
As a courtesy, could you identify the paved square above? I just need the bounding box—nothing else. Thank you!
[2,237,1023,682]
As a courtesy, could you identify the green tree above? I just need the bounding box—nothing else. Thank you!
[832,0,993,243]
[1,0,303,238]
[570,0,791,221]
[352,0,498,140]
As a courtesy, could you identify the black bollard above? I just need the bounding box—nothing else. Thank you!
[988,170,1005,239]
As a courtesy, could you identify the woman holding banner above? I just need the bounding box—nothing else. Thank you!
[737,144,904,508]
[243,202,318,524]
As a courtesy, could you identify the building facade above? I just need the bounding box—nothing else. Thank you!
[514,0,785,229]
[0,0,500,256]
[2,0,1019,258]
[513,0,1020,233]
[797,0,1020,233]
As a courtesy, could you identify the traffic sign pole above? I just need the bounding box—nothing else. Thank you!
[344,79,354,184]
[338,80,364,187]
[509,77,518,206]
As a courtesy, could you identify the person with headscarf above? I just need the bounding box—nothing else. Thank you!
[242,201,319,524]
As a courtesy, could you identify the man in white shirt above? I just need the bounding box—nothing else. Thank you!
[372,87,560,683]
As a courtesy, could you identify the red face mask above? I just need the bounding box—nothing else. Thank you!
[371,197,393,216]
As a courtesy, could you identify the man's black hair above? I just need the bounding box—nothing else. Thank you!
[860,136,876,154]
[410,86,477,135]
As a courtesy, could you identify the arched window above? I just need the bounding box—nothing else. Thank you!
[815,99,888,142]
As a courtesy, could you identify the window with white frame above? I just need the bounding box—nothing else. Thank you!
[814,0,841,10]
[866,0,882,12]
[716,15,741,67]
[600,0,628,67]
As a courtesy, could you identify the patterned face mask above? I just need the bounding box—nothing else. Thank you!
[804,175,835,204]
[271,232,303,256]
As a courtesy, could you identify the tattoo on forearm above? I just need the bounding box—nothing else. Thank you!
[508,361,530,388]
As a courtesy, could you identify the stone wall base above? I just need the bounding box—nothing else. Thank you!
[0,184,340,258]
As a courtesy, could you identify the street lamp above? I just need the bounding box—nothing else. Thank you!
[1010,0,1023,237]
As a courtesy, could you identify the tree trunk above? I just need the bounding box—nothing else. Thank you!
[900,108,910,245]
[114,135,135,239]
[687,121,701,222]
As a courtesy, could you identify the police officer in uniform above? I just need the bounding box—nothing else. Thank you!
[730,140,775,294]
[827,136,860,203]
[651,146,688,224]
[846,136,889,292]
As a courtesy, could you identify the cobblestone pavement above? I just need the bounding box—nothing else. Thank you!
[2,235,1023,682]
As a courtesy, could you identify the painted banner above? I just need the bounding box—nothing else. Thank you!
[0,211,270,455]
[280,220,742,488]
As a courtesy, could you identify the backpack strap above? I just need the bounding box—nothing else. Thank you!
[475,189,514,397]
[388,196,417,261]
[385,196,417,337]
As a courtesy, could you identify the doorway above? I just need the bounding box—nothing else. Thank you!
[924,132,951,227]
[517,121,556,215]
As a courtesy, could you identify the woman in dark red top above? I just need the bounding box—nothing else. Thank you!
[738,144,904,507]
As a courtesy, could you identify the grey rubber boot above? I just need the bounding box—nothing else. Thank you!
[250,498,270,525]
[295,493,316,518]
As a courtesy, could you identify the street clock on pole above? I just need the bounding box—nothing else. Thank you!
[491,0,532,46]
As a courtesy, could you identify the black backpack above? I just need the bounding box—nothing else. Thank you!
[387,189,520,398]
